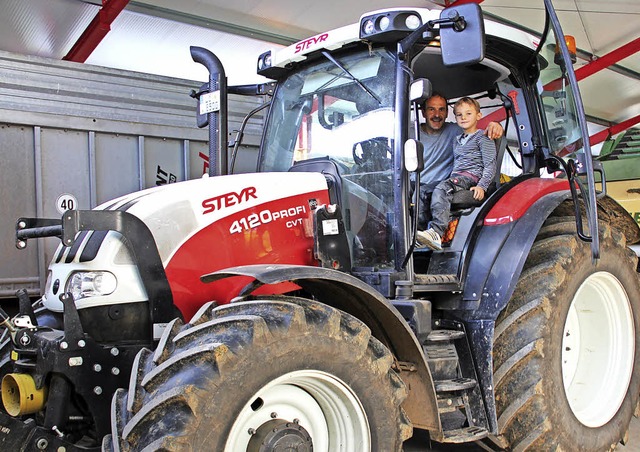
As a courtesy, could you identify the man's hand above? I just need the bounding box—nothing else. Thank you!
[484,121,504,140]
[470,186,485,201]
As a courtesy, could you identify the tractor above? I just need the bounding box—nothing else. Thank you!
[1,0,639,450]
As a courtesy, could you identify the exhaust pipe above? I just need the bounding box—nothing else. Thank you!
[2,373,47,416]
[190,46,228,177]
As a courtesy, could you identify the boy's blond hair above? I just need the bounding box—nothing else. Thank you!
[453,97,481,114]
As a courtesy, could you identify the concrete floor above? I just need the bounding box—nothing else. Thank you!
[404,416,640,451]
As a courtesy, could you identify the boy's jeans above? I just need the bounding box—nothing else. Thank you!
[429,174,476,236]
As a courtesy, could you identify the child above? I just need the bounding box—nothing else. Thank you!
[417,97,496,251]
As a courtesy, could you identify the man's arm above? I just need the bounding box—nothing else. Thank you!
[484,121,504,140]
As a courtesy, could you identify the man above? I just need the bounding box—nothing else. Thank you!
[414,92,503,229]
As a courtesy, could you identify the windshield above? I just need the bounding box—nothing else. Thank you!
[259,48,397,268]
[259,48,396,171]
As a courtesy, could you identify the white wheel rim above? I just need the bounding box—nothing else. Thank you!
[225,370,370,451]
[562,271,635,427]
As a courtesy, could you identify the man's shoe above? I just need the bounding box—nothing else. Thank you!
[416,228,442,251]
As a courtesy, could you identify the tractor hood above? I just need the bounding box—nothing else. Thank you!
[43,172,330,320]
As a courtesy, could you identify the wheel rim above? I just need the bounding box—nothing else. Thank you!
[562,271,635,428]
[225,370,370,451]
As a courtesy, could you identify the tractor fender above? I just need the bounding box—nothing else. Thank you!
[202,264,440,431]
[457,184,639,434]
[455,179,571,432]
[465,190,639,321]
[462,179,572,320]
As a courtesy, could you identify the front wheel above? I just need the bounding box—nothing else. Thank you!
[493,217,640,451]
[104,296,411,451]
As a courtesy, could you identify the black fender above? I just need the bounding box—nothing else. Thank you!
[202,264,440,431]
[452,178,640,433]
[455,178,572,433]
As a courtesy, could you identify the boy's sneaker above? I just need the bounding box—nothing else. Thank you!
[416,228,442,251]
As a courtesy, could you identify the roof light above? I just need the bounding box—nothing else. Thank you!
[257,50,272,72]
[362,19,375,36]
[405,14,421,30]
[359,10,424,43]
[379,16,391,31]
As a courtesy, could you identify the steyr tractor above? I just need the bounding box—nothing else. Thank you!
[2,0,640,450]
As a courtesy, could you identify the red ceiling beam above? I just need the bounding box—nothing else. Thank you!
[63,0,130,63]
[589,114,640,146]
[575,37,640,81]
[479,37,640,129]
[429,0,484,6]
[447,0,485,4]
[554,114,640,157]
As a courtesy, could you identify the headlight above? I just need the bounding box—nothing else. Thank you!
[66,271,117,300]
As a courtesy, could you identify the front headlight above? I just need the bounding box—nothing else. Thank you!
[66,271,117,301]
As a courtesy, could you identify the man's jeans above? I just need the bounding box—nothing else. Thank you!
[429,175,476,236]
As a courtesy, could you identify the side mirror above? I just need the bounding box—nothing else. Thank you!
[410,78,432,104]
[404,139,424,173]
[440,4,485,67]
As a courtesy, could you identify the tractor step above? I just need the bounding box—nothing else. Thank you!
[437,395,465,412]
[414,274,458,285]
[441,426,489,443]
[427,329,466,342]
[434,377,477,392]
[425,342,458,380]
[424,322,492,444]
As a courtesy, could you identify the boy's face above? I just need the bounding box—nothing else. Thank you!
[454,103,482,131]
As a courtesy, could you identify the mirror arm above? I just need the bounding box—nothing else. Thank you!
[398,13,467,56]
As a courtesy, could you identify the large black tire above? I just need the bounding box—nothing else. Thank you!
[493,217,640,450]
[104,296,412,451]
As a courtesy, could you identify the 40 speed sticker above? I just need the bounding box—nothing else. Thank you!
[230,205,307,234]
[56,193,78,214]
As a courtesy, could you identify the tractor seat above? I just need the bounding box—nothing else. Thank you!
[450,182,496,211]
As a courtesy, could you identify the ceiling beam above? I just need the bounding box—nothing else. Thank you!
[574,37,640,81]
[482,11,640,81]
[428,0,484,6]
[480,37,640,129]
[63,0,130,63]
[589,115,640,146]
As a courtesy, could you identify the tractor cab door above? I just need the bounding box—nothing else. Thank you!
[539,0,600,258]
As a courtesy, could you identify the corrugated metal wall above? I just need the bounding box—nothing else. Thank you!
[0,50,265,298]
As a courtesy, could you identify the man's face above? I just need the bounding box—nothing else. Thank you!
[422,96,448,134]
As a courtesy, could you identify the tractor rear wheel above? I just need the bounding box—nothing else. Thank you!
[493,217,640,450]
[104,296,411,451]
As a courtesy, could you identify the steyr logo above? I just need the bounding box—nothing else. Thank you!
[295,33,329,53]
[202,187,257,214]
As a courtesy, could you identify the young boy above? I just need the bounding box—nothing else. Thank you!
[417,97,496,251]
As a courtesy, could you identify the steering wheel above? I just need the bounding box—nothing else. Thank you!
[352,137,391,168]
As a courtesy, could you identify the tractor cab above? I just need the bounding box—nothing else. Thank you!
[195,1,601,299]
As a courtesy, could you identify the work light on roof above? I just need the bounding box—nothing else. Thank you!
[360,10,424,43]
[257,50,272,72]
[405,14,421,30]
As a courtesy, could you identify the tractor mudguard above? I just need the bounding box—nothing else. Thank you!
[465,190,639,320]
[453,180,639,434]
[202,264,440,431]
[455,180,572,433]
